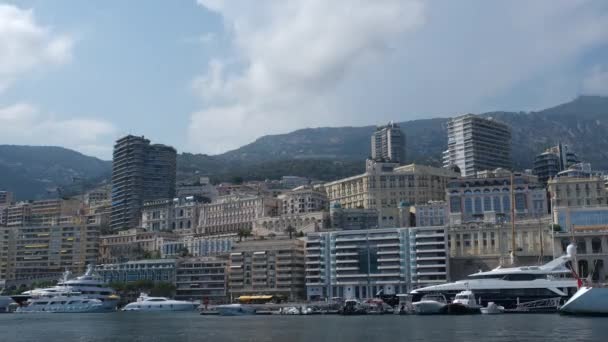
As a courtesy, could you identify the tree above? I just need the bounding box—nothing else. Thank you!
[237,228,252,242]
[550,224,562,232]
[285,225,297,239]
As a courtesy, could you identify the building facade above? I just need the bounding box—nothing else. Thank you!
[162,236,234,258]
[533,143,580,184]
[175,257,228,302]
[176,177,218,202]
[442,114,512,177]
[141,196,202,234]
[98,228,177,264]
[110,135,177,231]
[278,186,328,215]
[329,203,379,230]
[548,175,608,209]
[97,259,176,284]
[305,227,449,300]
[0,191,13,206]
[253,212,330,237]
[324,160,457,228]
[0,216,101,281]
[411,201,447,227]
[447,170,547,225]
[197,195,279,235]
[371,122,406,164]
[228,239,306,301]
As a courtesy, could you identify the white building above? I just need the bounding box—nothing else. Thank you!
[305,226,449,300]
[197,195,279,235]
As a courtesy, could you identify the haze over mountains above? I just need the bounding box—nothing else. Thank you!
[1,96,607,200]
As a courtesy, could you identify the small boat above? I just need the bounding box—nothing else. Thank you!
[340,299,368,315]
[443,290,482,314]
[560,286,608,315]
[412,294,447,315]
[216,303,256,316]
[122,293,197,312]
[16,292,107,313]
[480,302,504,315]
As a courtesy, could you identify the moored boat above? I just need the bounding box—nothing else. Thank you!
[216,303,256,316]
[443,290,481,314]
[559,286,608,315]
[122,293,197,312]
[16,292,106,313]
[480,302,505,315]
[412,294,447,315]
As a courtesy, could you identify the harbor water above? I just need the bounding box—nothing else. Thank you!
[0,313,606,342]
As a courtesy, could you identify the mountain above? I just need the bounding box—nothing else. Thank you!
[218,95,608,170]
[2,96,607,200]
[0,146,112,200]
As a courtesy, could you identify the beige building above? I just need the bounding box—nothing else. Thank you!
[197,195,279,235]
[448,217,554,279]
[98,228,178,264]
[548,176,608,209]
[175,257,228,302]
[252,211,330,237]
[324,160,458,227]
[278,185,328,215]
[0,215,101,281]
[228,239,306,301]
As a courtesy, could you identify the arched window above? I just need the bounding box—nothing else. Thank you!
[493,197,501,212]
[474,198,482,213]
[187,220,192,229]
[592,238,602,253]
[464,198,473,214]
[503,196,511,211]
[592,260,604,282]
[483,197,492,212]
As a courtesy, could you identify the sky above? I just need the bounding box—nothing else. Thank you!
[1,0,607,160]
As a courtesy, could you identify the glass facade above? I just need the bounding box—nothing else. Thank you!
[556,208,608,231]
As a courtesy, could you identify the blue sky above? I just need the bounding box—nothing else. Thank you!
[1,0,607,159]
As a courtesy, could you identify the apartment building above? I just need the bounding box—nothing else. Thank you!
[162,236,234,258]
[443,114,512,177]
[329,203,379,230]
[305,227,449,300]
[278,185,328,215]
[0,191,13,206]
[198,195,279,235]
[533,143,580,184]
[0,216,101,281]
[324,160,457,227]
[371,122,406,164]
[228,239,306,301]
[175,257,228,302]
[253,211,330,237]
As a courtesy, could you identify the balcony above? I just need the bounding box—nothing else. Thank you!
[335,267,358,271]
[377,250,400,255]
[416,256,446,261]
[335,259,358,264]
[416,271,447,276]
[415,264,445,269]
[415,248,446,254]
[377,258,400,262]
[415,241,445,246]
[377,265,400,270]
[335,252,358,256]
[334,244,358,249]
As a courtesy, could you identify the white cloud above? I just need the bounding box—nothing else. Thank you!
[190,0,426,154]
[0,103,116,159]
[190,0,608,154]
[583,65,608,95]
[0,4,73,92]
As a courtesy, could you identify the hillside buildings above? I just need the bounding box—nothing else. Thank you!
[97,258,176,285]
[162,236,234,258]
[176,177,218,202]
[110,135,177,231]
[228,239,306,301]
[533,143,580,184]
[324,160,457,228]
[443,114,512,177]
[547,174,607,209]
[98,228,177,264]
[305,226,449,300]
[371,122,405,164]
[141,196,203,234]
[329,203,379,230]
[253,212,329,237]
[446,169,547,225]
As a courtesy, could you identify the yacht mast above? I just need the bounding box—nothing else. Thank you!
[510,172,516,265]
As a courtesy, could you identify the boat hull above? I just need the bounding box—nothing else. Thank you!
[216,304,256,316]
[123,303,197,312]
[560,287,608,315]
[412,301,445,315]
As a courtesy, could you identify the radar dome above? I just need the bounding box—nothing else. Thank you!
[566,243,577,257]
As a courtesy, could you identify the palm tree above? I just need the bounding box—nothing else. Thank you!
[285,225,296,239]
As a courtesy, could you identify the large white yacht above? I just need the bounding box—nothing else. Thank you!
[16,292,107,313]
[122,293,197,312]
[411,249,578,310]
[15,265,118,311]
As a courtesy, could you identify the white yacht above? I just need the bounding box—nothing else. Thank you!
[16,265,119,311]
[480,302,505,315]
[411,249,578,311]
[16,292,106,313]
[122,293,197,312]
[412,293,447,315]
[560,287,608,315]
[215,303,257,316]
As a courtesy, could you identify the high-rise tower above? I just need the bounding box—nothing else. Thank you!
[371,122,406,164]
[110,135,176,231]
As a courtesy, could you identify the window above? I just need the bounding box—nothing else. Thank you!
[474,198,482,213]
[464,198,473,214]
[483,197,491,211]
[515,193,526,211]
[450,196,461,213]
